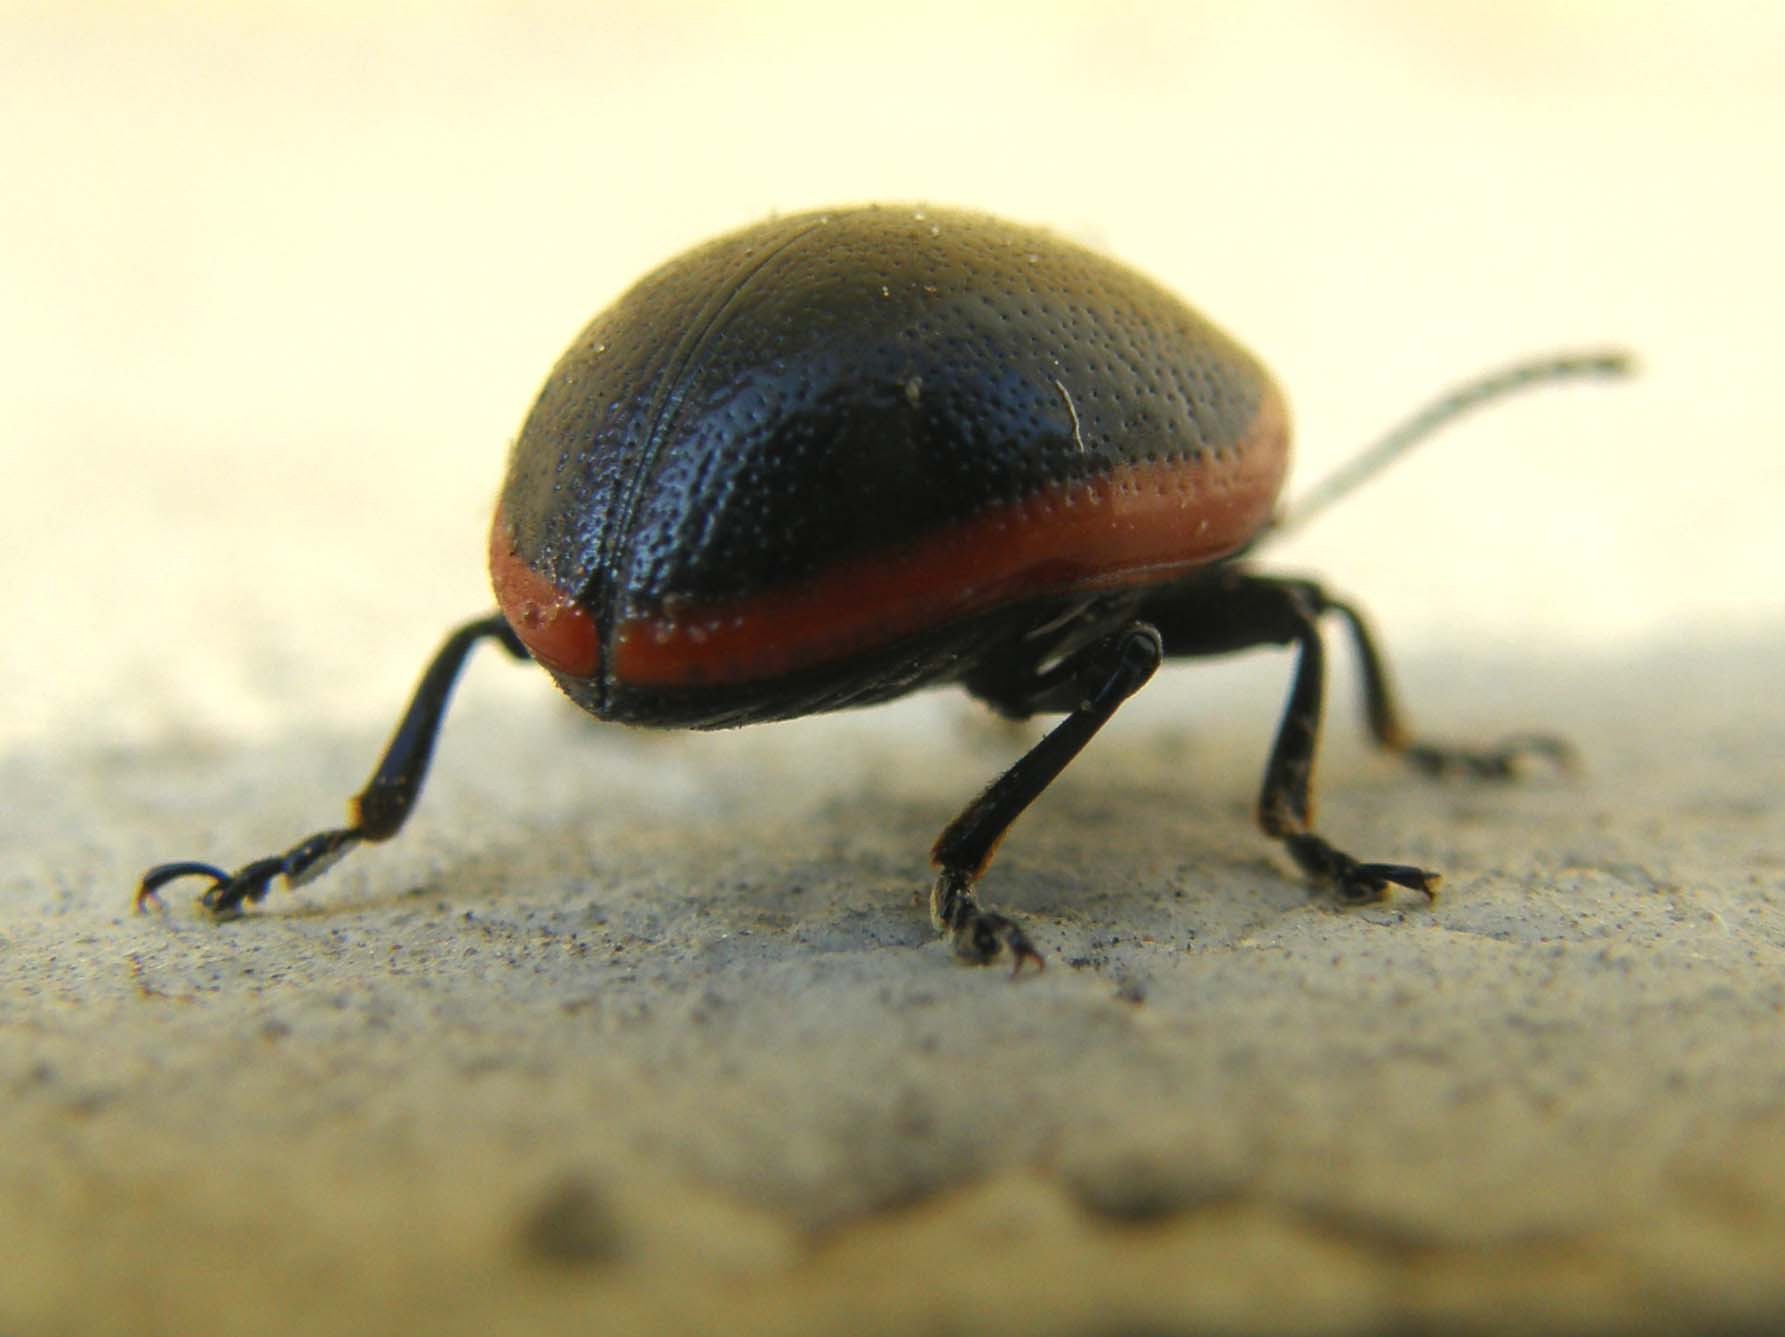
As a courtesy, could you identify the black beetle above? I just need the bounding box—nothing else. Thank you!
[139,205,1628,969]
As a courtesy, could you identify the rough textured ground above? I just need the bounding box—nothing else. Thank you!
[4,634,1783,1337]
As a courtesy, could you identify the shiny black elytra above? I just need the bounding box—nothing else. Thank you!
[139,206,1628,970]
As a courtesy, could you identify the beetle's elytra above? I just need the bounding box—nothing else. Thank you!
[139,205,1629,970]
[490,207,1285,721]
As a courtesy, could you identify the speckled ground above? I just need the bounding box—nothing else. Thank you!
[4,635,1782,1337]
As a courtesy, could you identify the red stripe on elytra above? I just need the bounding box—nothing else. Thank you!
[609,394,1288,688]
[489,514,602,678]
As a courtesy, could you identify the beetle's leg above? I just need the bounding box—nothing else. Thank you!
[1250,591,1440,903]
[137,613,530,915]
[931,622,1164,970]
[1269,578,1575,779]
[1137,574,1436,903]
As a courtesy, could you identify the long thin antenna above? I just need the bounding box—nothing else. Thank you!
[1263,349,1634,543]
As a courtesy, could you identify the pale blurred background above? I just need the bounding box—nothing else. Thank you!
[4,0,1782,753]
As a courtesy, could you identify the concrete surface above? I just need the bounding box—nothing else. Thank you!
[4,633,1784,1336]
[6,5,1785,1335]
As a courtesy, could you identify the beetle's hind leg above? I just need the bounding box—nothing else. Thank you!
[931,623,1164,970]
[136,613,530,915]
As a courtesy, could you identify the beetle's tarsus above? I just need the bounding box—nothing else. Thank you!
[204,855,291,912]
[931,870,1044,974]
[959,911,1044,975]
[1282,833,1441,904]
[135,856,283,915]
[136,830,361,916]
[134,860,231,913]
[1402,732,1575,781]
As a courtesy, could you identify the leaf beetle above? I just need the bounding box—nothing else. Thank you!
[138,205,1629,970]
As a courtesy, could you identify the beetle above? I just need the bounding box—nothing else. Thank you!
[137,205,1628,969]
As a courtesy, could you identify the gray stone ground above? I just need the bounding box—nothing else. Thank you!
[3,631,1782,1337]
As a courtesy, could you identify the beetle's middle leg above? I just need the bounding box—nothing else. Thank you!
[1139,572,1437,902]
[1140,569,1568,902]
[1237,583,1441,903]
[932,622,1164,969]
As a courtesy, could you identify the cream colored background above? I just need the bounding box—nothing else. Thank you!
[4,1,1782,754]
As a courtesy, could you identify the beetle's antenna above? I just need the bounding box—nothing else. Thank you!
[1264,349,1634,542]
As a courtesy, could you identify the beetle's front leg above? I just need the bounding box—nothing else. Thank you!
[1275,578,1576,781]
[931,623,1164,970]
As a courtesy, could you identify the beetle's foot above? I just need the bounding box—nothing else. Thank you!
[1402,732,1575,781]
[135,830,360,916]
[930,869,1044,974]
[135,857,282,916]
[1283,833,1441,905]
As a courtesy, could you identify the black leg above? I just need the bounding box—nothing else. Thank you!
[137,613,530,914]
[1244,586,1440,903]
[1138,569,1566,904]
[931,622,1163,970]
[1283,580,1575,779]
